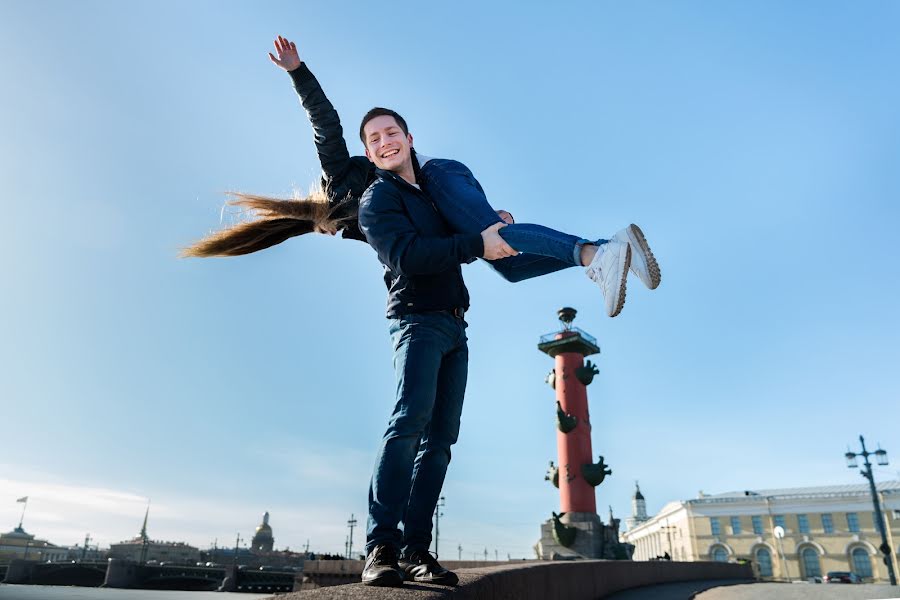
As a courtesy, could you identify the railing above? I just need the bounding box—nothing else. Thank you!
[539,328,597,347]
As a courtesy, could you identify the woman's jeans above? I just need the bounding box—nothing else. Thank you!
[366,312,468,556]
[420,159,605,282]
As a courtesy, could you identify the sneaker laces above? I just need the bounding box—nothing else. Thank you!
[410,549,441,568]
[585,249,605,281]
[371,545,399,566]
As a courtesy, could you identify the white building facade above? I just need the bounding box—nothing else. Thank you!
[621,481,900,583]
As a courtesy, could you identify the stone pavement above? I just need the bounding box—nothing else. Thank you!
[277,560,752,599]
[603,579,752,599]
[696,582,900,600]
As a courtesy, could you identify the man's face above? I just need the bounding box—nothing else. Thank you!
[363,115,414,172]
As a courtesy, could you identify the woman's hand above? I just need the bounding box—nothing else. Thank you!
[268,35,302,72]
[496,210,514,224]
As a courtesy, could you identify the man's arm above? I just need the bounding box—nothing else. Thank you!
[359,185,485,277]
[269,35,352,182]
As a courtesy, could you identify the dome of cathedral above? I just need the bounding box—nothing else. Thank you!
[251,512,275,552]
[254,511,273,536]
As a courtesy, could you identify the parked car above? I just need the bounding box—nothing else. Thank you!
[824,571,862,583]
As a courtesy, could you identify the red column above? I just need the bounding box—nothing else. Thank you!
[555,348,596,514]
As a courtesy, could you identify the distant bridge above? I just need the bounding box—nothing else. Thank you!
[2,559,296,594]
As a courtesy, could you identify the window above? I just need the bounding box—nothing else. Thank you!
[821,514,834,534]
[710,517,721,536]
[801,547,821,578]
[712,546,728,562]
[847,512,860,533]
[730,516,742,534]
[756,547,773,577]
[797,514,809,534]
[774,515,785,529]
[752,516,763,535]
[851,547,872,578]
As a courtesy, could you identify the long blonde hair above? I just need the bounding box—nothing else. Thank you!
[181,188,354,258]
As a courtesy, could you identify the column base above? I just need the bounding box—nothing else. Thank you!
[535,512,632,560]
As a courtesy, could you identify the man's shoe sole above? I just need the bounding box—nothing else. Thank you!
[399,559,460,586]
[408,572,459,586]
[623,224,661,289]
[609,243,631,318]
[361,570,404,587]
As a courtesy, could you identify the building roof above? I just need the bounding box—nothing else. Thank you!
[694,481,900,502]
[110,539,199,549]
[634,482,645,501]
[0,526,61,549]
[1,526,34,541]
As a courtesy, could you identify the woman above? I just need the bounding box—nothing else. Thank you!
[184,36,660,316]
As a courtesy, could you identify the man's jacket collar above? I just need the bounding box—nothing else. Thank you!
[375,167,423,196]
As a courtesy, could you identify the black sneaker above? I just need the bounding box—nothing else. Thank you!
[361,544,404,587]
[399,550,459,586]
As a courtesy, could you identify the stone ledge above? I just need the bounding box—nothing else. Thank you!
[278,560,753,599]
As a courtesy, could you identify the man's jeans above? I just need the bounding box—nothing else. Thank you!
[420,159,606,281]
[366,312,468,555]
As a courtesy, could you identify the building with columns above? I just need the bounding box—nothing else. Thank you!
[0,526,67,562]
[108,507,199,565]
[620,481,900,583]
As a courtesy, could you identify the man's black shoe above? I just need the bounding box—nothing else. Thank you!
[399,550,459,586]
[361,544,404,587]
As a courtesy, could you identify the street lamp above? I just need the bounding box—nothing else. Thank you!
[434,497,445,557]
[232,534,242,567]
[845,435,896,585]
[346,514,357,560]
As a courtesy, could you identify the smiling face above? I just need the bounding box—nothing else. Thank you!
[363,115,415,174]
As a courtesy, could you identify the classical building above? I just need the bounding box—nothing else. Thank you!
[108,507,199,565]
[199,512,302,569]
[251,512,274,553]
[620,481,900,583]
[0,526,67,562]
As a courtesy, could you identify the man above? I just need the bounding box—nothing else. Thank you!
[355,106,650,586]
[356,108,506,587]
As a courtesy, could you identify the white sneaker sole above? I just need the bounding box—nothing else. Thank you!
[610,243,631,318]
[623,224,661,290]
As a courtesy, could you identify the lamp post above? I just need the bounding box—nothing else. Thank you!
[346,514,357,560]
[434,497,445,557]
[845,435,896,585]
[232,534,242,567]
[766,496,791,582]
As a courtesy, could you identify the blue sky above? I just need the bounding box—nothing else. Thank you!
[1,1,898,559]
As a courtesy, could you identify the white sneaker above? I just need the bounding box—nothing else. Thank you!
[613,224,661,290]
[585,240,631,317]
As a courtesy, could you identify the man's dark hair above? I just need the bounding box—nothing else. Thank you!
[359,107,409,143]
